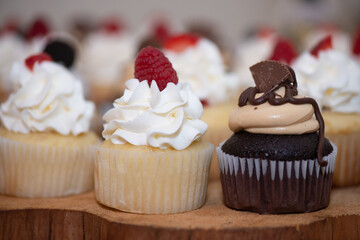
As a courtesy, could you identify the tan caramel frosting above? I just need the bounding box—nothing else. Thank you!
[229,87,319,134]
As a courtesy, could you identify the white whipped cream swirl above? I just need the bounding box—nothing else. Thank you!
[0,60,95,135]
[164,38,239,105]
[80,32,136,85]
[102,79,208,150]
[292,50,360,113]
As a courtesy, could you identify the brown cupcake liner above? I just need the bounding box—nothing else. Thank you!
[0,135,95,198]
[216,141,337,214]
[94,142,213,214]
[328,132,360,187]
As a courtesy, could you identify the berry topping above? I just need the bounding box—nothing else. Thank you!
[163,33,200,53]
[25,53,52,71]
[154,21,170,43]
[135,46,178,91]
[269,38,297,64]
[310,35,332,57]
[44,40,75,68]
[101,17,124,34]
[26,17,50,41]
[352,26,360,56]
[200,99,209,107]
[257,27,275,39]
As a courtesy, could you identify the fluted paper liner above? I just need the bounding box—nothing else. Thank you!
[0,136,95,198]
[94,142,213,214]
[328,132,360,187]
[216,141,337,214]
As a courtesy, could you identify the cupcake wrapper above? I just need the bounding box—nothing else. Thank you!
[0,136,94,198]
[216,141,337,214]
[328,132,360,187]
[94,143,213,214]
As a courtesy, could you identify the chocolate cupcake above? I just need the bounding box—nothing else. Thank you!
[216,60,337,214]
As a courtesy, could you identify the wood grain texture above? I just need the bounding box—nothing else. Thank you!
[1,181,360,240]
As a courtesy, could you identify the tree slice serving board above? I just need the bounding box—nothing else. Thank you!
[0,181,360,240]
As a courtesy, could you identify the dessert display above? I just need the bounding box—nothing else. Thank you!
[0,52,97,198]
[217,60,337,214]
[292,35,360,187]
[94,46,213,214]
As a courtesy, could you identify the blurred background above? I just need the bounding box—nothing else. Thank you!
[1,0,360,48]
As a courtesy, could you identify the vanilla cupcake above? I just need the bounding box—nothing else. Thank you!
[0,53,97,198]
[163,33,239,180]
[94,46,213,214]
[292,36,360,186]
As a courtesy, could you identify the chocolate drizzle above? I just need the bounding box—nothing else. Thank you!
[238,61,327,166]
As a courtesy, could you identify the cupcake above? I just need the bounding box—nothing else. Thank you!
[80,17,136,104]
[0,21,24,102]
[302,24,351,54]
[94,46,213,214]
[217,60,337,214]
[0,53,97,198]
[23,17,51,58]
[292,36,360,187]
[163,33,239,180]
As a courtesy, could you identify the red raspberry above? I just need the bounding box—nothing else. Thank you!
[101,17,124,34]
[154,20,170,43]
[310,35,332,57]
[135,46,178,91]
[163,33,200,53]
[26,17,50,41]
[352,26,360,56]
[25,53,52,71]
[269,38,297,64]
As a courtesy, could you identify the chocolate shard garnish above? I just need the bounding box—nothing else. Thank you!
[250,60,294,93]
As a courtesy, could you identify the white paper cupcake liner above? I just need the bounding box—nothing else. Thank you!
[216,141,337,213]
[0,135,95,198]
[94,142,213,214]
[327,132,360,186]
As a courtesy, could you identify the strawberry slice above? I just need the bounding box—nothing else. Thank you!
[310,35,332,57]
[352,26,360,56]
[269,38,297,64]
[135,46,178,91]
[25,53,52,71]
[163,33,200,53]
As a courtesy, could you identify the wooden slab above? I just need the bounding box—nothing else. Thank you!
[1,181,360,240]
